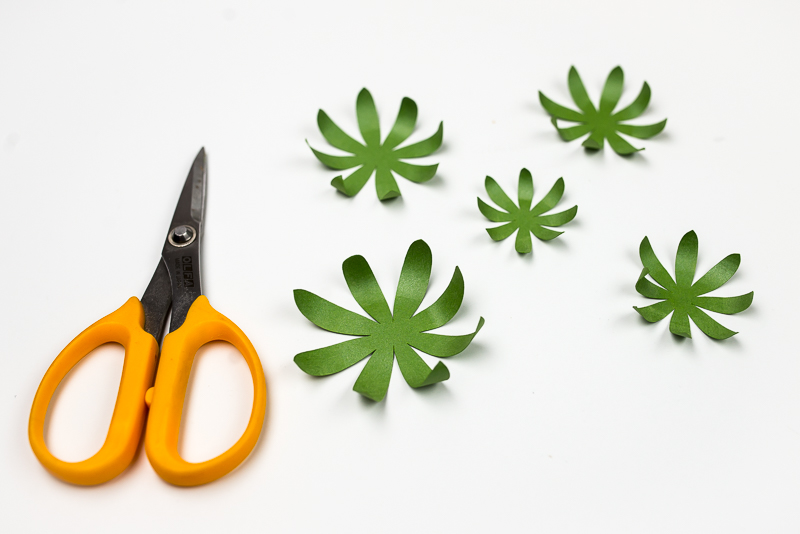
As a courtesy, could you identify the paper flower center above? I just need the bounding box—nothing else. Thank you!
[365,143,394,165]
[669,286,694,312]
[378,316,412,342]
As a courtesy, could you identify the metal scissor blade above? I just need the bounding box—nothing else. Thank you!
[168,147,207,231]
[160,148,207,332]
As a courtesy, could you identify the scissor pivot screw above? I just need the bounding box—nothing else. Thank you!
[168,225,196,247]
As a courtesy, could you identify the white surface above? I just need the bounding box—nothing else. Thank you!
[1,1,799,532]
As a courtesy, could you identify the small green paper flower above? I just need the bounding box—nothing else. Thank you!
[539,66,667,155]
[307,88,444,200]
[294,240,484,402]
[634,231,754,340]
[477,169,577,254]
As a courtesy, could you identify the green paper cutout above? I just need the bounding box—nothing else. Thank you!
[477,169,577,254]
[633,231,754,340]
[294,240,484,402]
[539,66,667,154]
[307,88,444,200]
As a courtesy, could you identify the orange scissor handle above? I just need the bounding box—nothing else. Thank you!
[144,296,267,486]
[28,297,158,486]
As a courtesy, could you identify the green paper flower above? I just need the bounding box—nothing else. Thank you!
[294,240,484,402]
[634,231,754,340]
[539,66,667,155]
[307,88,444,200]
[477,169,577,254]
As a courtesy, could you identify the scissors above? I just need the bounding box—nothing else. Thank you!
[29,149,267,486]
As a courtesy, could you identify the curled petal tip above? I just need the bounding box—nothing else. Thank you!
[379,190,401,201]
[330,176,351,195]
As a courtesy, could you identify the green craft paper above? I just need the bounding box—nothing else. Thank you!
[307,88,444,200]
[477,169,577,254]
[539,66,667,154]
[633,230,754,340]
[294,240,484,402]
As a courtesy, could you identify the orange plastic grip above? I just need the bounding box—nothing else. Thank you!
[28,297,158,485]
[144,296,267,486]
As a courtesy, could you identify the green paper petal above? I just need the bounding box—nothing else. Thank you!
[484,176,518,213]
[639,237,676,290]
[486,222,519,241]
[393,240,432,320]
[613,82,651,121]
[392,160,438,183]
[353,346,393,401]
[567,66,596,114]
[409,317,485,357]
[331,165,375,196]
[616,120,667,139]
[539,92,585,122]
[356,88,380,147]
[599,66,624,114]
[694,293,754,315]
[553,122,592,141]
[308,143,362,170]
[375,166,401,200]
[691,254,741,296]
[317,110,364,154]
[342,254,392,323]
[383,97,418,150]
[517,168,534,212]
[515,229,533,253]
[394,343,450,388]
[606,132,642,154]
[477,198,513,222]
[529,225,563,241]
[669,310,692,338]
[675,231,699,288]
[294,336,376,376]
[582,130,605,150]
[633,300,674,323]
[411,267,465,332]
[688,307,737,340]
[393,122,444,159]
[294,289,377,335]
[634,269,669,300]
[530,177,565,216]
[534,205,577,227]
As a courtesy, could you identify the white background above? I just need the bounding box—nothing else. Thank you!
[1,1,798,532]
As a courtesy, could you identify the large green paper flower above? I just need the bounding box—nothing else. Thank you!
[477,169,577,254]
[294,240,484,401]
[307,88,444,200]
[634,231,754,339]
[539,66,667,155]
